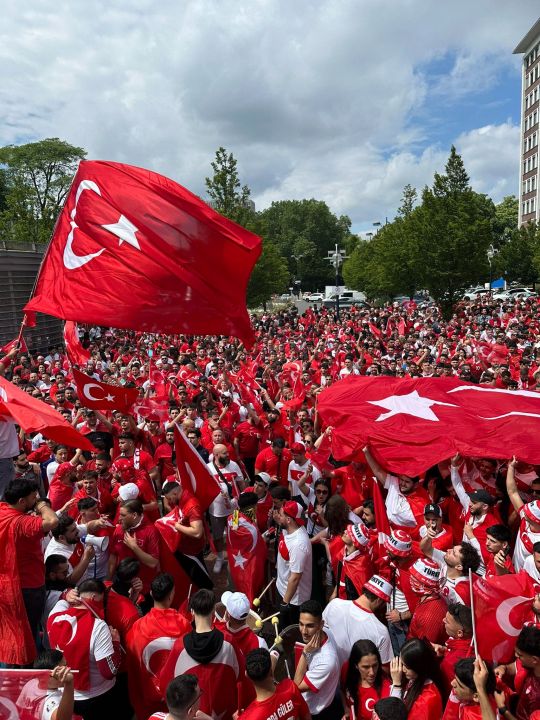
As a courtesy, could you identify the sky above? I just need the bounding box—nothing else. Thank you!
[1,1,538,234]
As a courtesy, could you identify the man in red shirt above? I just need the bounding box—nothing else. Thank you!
[233,409,263,480]
[70,470,114,519]
[253,473,273,534]
[435,603,474,697]
[255,438,292,488]
[0,478,58,665]
[109,498,160,599]
[160,480,212,590]
[154,429,175,484]
[238,647,310,720]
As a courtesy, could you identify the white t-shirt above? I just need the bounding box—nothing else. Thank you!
[288,459,321,497]
[384,475,416,527]
[523,554,540,583]
[322,599,394,667]
[207,461,243,517]
[49,599,115,701]
[42,690,62,720]
[276,526,312,605]
[514,506,540,571]
[302,636,340,714]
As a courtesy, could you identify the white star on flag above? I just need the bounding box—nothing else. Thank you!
[232,551,247,569]
[368,390,457,422]
[104,394,115,402]
[102,214,140,250]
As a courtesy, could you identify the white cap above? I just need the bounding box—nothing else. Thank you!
[255,472,272,486]
[221,591,250,621]
[118,482,140,501]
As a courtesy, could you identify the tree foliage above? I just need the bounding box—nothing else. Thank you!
[0,137,86,245]
[205,147,289,307]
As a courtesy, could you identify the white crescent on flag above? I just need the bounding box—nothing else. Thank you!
[495,596,530,636]
[82,383,107,402]
[142,636,177,675]
[51,614,78,644]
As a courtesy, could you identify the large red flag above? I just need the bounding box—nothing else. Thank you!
[0,376,94,451]
[318,376,540,475]
[174,425,221,512]
[126,608,191,720]
[63,321,91,366]
[72,367,139,413]
[474,571,535,664]
[226,510,266,602]
[0,336,28,356]
[25,161,261,346]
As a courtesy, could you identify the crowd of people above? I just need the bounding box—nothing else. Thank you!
[0,294,539,720]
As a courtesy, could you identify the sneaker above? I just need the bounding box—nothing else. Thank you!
[213,556,225,573]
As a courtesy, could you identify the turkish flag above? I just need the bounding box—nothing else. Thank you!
[317,376,540,475]
[25,161,262,346]
[72,367,138,413]
[126,608,191,720]
[0,376,94,451]
[63,321,91,366]
[226,510,266,602]
[174,425,221,512]
[0,336,28,356]
[474,571,535,664]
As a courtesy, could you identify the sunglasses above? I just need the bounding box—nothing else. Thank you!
[315,489,329,495]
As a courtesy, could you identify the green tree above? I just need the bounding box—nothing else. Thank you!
[205,147,252,221]
[397,184,418,218]
[205,147,289,307]
[0,137,86,246]
[412,149,494,316]
[260,199,350,291]
[492,195,519,247]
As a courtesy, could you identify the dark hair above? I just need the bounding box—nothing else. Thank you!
[45,554,69,575]
[78,497,98,512]
[51,512,76,539]
[245,648,272,681]
[151,573,175,602]
[188,588,215,617]
[96,452,110,462]
[122,498,144,515]
[373,697,408,720]
[516,625,540,657]
[454,657,496,694]
[325,494,350,537]
[165,673,199,714]
[118,432,135,441]
[362,498,374,513]
[346,640,383,713]
[447,602,473,635]
[4,478,39,504]
[33,649,63,670]
[270,486,290,501]
[299,599,323,620]
[400,638,445,712]
[458,543,481,574]
[83,470,99,481]
[486,524,511,545]
[533,541,540,554]
[361,588,381,604]
[116,557,140,583]
[78,579,106,596]
[271,437,285,449]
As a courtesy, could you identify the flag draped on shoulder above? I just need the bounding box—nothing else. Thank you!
[25,160,262,346]
[226,509,266,602]
[0,376,95,451]
[72,367,138,413]
[317,376,540,475]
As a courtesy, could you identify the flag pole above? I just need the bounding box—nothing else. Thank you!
[469,569,478,657]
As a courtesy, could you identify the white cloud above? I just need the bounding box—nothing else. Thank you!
[0,0,536,231]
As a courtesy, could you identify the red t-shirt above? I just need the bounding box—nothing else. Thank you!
[176,493,205,555]
[154,442,175,481]
[16,513,45,589]
[110,517,160,593]
[238,679,310,720]
[233,421,263,458]
[356,678,391,720]
[254,447,292,486]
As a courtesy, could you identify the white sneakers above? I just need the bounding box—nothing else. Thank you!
[213,555,226,573]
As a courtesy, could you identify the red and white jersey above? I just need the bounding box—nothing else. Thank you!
[238,679,310,720]
[514,506,540,570]
[276,527,312,605]
[288,459,321,496]
[300,636,340,715]
[207,461,243,517]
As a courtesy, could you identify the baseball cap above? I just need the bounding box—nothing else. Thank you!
[254,472,271,486]
[221,591,250,621]
[346,522,370,549]
[468,489,496,506]
[523,500,540,524]
[383,530,412,558]
[410,557,441,589]
[147,413,161,423]
[290,442,306,454]
[424,503,442,518]
[282,501,305,525]
[363,575,393,602]
[118,482,140,501]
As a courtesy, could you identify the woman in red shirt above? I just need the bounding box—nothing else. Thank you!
[390,638,444,720]
[343,639,391,720]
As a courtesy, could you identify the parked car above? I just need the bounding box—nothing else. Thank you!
[305,292,324,303]
[322,292,369,309]
[493,287,537,301]
[277,293,293,302]
[462,286,490,301]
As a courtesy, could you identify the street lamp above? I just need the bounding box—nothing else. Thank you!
[291,254,305,296]
[487,244,498,292]
[366,232,373,240]
[373,221,381,234]
[325,243,349,318]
